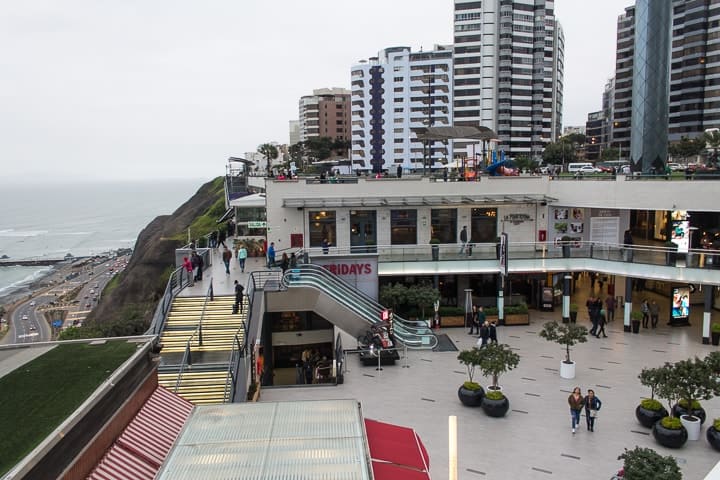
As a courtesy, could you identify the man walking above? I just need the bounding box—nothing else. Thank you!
[233,280,244,314]
[237,243,248,273]
[459,226,468,255]
[222,246,232,274]
[649,300,660,328]
[267,242,276,267]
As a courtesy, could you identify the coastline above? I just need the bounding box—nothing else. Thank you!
[0,263,76,310]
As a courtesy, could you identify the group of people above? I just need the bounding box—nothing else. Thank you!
[568,387,603,433]
[586,296,608,338]
[298,348,332,384]
[468,305,498,346]
[181,251,205,286]
[640,299,660,328]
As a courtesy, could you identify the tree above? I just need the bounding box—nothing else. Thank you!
[476,343,520,389]
[669,136,705,163]
[705,129,720,165]
[563,132,586,145]
[257,143,279,171]
[538,321,588,364]
[379,283,408,313]
[639,366,666,400]
[673,357,717,414]
[618,446,682,480]
[457,348,483,385]
[289,142,307,170]
[513,155,537,172]
[405,282,440,320]
[542,140,576,165]
[601,147,620,161]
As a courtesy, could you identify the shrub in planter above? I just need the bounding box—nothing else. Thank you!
[476,343,518,417]
[637,367,669,428]
[617,446,681,480]
[707,418,720,451]
[568,303,578,323]
[630,310,643,333]
[670,357,715,425]
[538,321,588,365]
[482,390,510,417]
[483,306,499,316]
[505,304,528,315]
[712,323,720,346]
[652,416,688,449]
[672,399,706,424]
[457,348,485,407]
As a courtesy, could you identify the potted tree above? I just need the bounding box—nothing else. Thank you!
[430,238,440,261]
[652,361,688,449]
[617,447,681,479]
[476,343,520,417]
[538,321,588,379]
[630,310,643,334]
[671,357,714,435]
[708,418,720,451]
[457,348,484,407]
[712,322,720,346]
[568,303,578,323]
[636,367,669,428]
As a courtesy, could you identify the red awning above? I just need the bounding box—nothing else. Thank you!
[364,418,430,480]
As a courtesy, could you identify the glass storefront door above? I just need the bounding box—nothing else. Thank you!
[350,210,377,252]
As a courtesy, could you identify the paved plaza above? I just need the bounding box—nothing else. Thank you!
[188,245,720,478]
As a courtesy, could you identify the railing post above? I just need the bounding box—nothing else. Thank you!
[210,281,214,301]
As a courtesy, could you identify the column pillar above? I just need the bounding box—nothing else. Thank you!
[497,275,505,326]
[562,273,571,323]
[703,285,713,345]
[624,277,633,332]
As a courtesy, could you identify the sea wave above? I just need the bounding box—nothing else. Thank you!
[0,266,52,297]
[0,229,49,238]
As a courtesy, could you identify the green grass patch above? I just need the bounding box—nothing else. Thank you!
[0,341,137,476]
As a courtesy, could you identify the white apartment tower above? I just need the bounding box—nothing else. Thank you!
[351,46,453,172]
[453,0,564,162]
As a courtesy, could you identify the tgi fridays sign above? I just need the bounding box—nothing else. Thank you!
[312,256,379,300]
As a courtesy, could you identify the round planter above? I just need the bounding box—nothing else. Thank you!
[458,384,484,407]
[635,404,669,428]
[652,421,688,449]
[631,321,641,334]
[672,404,706,424]
[560,360,575,379]
[712,331,720,346]
[482,394,510,418]
[707,426,720,451]
[680,414,702,441]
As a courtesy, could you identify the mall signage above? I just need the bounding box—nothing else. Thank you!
[313,256,379,300]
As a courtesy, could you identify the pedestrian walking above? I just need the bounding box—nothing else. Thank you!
[289,252,297,268]
[218,229,227,248]
[649,300,660,328]
[568,387,585,434]
[584,389,602,432]
[280,252,289,272]
[321,238,330,254]
[587,297,598,336]
[209,230,218,249]
[459,226,468,255]
[641,299,650,328]
[222,246,232,274]
[468,305,479,335]
[595,309,608,338]
[233,280,244,314]
[267,242,276,267]
[488,320,498,344]
[605,295,616,322]
[183,256,194,286]
[237,244,248,272]
[478,321,490,347]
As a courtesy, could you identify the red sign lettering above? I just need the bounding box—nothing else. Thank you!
[322,263,372,276]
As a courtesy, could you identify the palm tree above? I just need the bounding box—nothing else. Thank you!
[257,143,279,172]
[705,129,720,166]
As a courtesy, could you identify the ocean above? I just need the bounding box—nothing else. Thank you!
[0,179,206,298]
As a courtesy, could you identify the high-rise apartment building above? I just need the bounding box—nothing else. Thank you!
[669,0,720,141]
[612,6,635,161]
[298,88,351,143]
[585,111,607,160]
[350,46,453,172]
[452,0,564,162]
[288,120,300,146]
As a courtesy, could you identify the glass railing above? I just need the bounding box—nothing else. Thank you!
[301,241,720,270]
[282,264,438,350]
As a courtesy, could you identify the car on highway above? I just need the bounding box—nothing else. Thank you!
[29,301,36,307]
[668,163,684,171]
[21,314,28,321]
[29,325,37,331]
[576,165,602,174]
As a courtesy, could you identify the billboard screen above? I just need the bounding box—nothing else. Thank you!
[671,286,690,321]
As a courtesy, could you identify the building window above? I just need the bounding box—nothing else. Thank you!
[391,210,417,244]
[470,208,498,243]
[236,207,267,237]
[431,209,457,244]
[309,211,336,247]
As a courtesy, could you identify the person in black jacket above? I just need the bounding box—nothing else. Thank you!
[584,389,602,432]
[479,322,490,347]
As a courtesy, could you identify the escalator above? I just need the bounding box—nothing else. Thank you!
[280,264,437,350]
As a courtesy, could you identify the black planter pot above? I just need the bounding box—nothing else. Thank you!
[431,245,439,261]
[707,426,720,451]
[562,245,571,258]
[631,321,641,334]
[712,331,720,346]
[569,311,577,323]
[635,404,669,428]
[672,404,706,424]
[458,384,485,407]
[482,394,510,417]
[652,421,688,449]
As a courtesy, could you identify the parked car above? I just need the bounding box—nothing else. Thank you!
[29,301,36,307]
[668,163,683,171]
[576,165,601,174]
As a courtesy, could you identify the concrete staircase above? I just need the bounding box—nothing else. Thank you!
[157,295,247,404]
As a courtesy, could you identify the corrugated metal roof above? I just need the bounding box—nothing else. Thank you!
[87,386,193,480]
[157,399,371,480]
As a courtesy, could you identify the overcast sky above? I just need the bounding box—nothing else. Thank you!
[1,0,631,181]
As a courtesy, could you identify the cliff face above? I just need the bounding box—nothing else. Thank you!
[86,177,224,331]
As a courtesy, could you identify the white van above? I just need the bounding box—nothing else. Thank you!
[567,162,593,173]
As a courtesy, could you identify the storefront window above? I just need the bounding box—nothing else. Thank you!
[350,210,377,252]
[391,210,417,245]
[236,207,267,236]
[431,209,457,244]
[309,211,336,247]
[471,208,498,243]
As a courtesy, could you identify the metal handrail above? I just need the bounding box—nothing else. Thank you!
[174,328,199,393]
[196,278,214,346]
[223,329,247,403]
[282,265,438,349]
[147,266,187,336]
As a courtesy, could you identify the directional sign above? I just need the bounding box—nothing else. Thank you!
[52,320,63,328]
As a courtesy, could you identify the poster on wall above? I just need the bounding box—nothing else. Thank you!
[671,286,690,324]
[671,210,690,253]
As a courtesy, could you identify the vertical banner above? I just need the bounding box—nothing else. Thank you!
[499,232,509,276]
